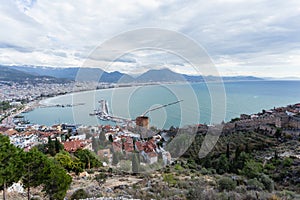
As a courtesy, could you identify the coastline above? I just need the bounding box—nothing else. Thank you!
[0,100,41,126]
[3,80,300,127]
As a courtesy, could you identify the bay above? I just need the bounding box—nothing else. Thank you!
[23,81,300,129]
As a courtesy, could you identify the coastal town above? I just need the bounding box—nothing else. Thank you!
[1,96,300,199]
[0,80,300,198]
[2,0,300,199]
[1,87,300,166]
[1,77,300,162]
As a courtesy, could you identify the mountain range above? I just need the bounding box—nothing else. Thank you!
[0,65,264,83]
[0,66,70,84]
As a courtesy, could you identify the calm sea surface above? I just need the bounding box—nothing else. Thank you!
[23,81,300,129]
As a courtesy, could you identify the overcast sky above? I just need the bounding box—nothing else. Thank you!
[0,0,300,78]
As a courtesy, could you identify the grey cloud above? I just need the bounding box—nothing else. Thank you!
[0,42,33,53]
[0,0,300,77]
[52,51,67,58]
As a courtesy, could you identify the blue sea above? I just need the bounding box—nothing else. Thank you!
[23,81,300,129]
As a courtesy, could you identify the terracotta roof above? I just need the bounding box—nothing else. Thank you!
[63,140,89,152]
[104,125,111,131]
[123,136,134,152]
[112,141,122,152]
[144,140,156,153]
[134,140,157,153]
[135,141,144,151]
[4,129,18,136]
[0,127,10,132]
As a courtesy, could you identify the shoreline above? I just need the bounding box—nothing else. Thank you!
[2,80,300,127]
[0,100,41,127]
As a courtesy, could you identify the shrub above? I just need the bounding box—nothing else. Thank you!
[282,157,293,167]
[200,167,208,175]
[177,180,190,189]
[209,168,217,174]
[70,189,90,200]
[174,163,184,171]
[235,185,247,194]
[240,159,263,178]
[188,187,218,200]
[260,174,274,192]
[163,173,177,186]
[216,154,230,174]
[119,160,131,172]
[247,178,264,191]
[218,177,237,191]
[243,192,259,200]
[279,190,296,199]
[95,172,107,185]
[264,163,275,171]
[219,191,242,200]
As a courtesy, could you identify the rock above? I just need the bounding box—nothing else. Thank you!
[79,171,89,178]
[147,180,151,188]
[106,187,113,193]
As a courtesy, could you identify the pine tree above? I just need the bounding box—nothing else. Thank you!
[234,145,241,161]
[0,135,24,200]
[99,130,106,146]
[21,148,48,200]
[54,138,63,154]
[216,154,229,174]
[47,136,56,156]
[232,152,250,173]
[226,143,230,159]
[42,159,72,200]
[274,150,279,160]
[92,136,98,153]
[108,135,113,143]
[74,149,102,169]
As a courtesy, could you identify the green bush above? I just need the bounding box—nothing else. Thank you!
[264,163,275,171]
[247,178,264,191]
[174,163,184,171]
[282,157,293,167]
[260,174,274,192]
[216,154,230,174]
[209,168,217,174]
[200,167,208,175]
[218,177,237,191]
[70,189,90,200]
[240,159,263,178]
[163,173,177,186]
[95,172,107,185]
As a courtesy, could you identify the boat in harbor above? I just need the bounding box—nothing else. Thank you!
[90,100,113,121]
[90,99,183,126]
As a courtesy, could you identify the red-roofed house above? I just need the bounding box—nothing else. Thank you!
[123,136,134,153]
[4,129,18,136]
[144,140,156,153]
[135,141,144,152]
[112,141,122,152]
[63,140,92,152]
